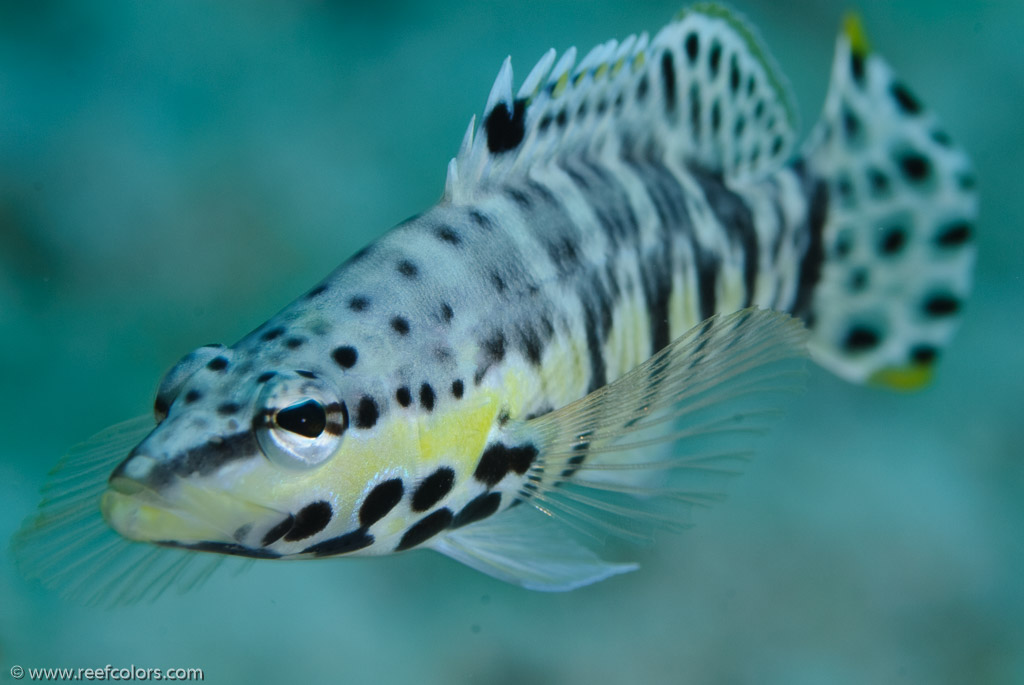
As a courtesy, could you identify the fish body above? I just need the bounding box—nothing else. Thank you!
[16,5,976,599]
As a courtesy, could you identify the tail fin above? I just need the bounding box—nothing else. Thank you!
[801,15,977,389]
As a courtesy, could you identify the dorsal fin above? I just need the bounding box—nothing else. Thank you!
[446,3,797,202]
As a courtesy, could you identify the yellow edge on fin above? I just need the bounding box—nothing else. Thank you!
[843,12,871,57]
[868,363,934,391]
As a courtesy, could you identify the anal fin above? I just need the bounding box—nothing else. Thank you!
[431,504,637,592]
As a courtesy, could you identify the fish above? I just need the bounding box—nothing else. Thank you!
[14,4,976,602]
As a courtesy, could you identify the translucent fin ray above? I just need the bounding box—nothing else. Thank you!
[11,416,240,606]
[432,504,638,591]
[510,308,806,542]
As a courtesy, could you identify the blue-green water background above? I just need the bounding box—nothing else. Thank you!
[2,1,1022,683]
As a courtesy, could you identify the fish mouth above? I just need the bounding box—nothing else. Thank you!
[101,476,282,547]
[101,488,230,544]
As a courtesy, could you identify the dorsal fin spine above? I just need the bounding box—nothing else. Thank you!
[451,6,798,199]
[518,48,556,102]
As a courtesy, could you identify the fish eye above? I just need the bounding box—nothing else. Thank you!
[275,400,327,438]
[255,376,346,470]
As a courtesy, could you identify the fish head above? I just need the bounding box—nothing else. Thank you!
[101,342,359,558]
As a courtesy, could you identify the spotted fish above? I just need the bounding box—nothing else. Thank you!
[15,5,976,601]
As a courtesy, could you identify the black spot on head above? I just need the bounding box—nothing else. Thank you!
[355,396,379,429]
[451,379,464,399]
[285,337,305,350]
[843,326,881,352]
[256,371,276,384]
[556,108,568,128]
[484,98,527,154]
[261,327,285,342]
[306,284,328,300]
[396,386,412,407]
[283,501,333,542]
[395,508,453,551]
[910,345,939,365]
[303,528,374,557]
[897,151,932,183]
[440,303,454,323]
[879,225,908,255]
[397,260,418,278]
[391,316,410,336]
[684,32,698,63]
[923,294,960,317]
[539,113,553,131]
[184,389,202,404]
[711,101,721,133]
[890,82,921,115]
[295,369,317,379]
[261,515,295,547]
[436,225,462,245]
[348,296,370,312]
[359,479,404,527]
[207,356,229,372]
[332,346,358,369]
[411,467,455,512]
[217,402,240,416]
[419,383,435,411]
[935,222,971,248]
[451,492,501,529]
[729,55,741,94]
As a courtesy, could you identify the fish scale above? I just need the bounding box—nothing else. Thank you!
[14,4,976,601]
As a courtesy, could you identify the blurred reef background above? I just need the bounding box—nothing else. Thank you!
[1,1,1022,683]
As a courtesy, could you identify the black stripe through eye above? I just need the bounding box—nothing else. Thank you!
[275,400,327,438]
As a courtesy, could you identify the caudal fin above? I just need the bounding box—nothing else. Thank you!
[802,15,977,389]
